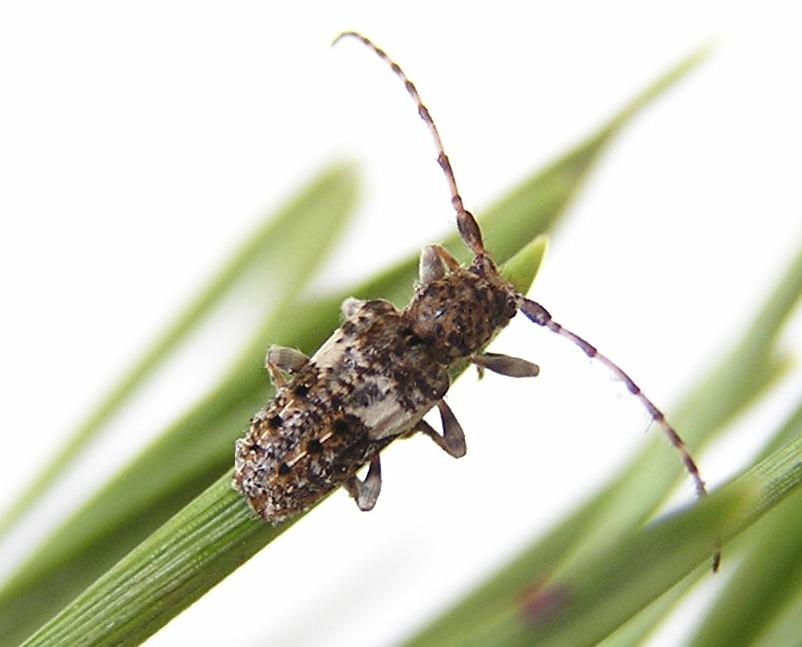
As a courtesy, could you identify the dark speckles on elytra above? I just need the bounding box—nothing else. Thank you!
[332,418,350,435]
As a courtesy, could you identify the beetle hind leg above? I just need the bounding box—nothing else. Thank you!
[344,454,382,511]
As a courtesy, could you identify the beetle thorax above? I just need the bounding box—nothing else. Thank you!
[405,255,518,364]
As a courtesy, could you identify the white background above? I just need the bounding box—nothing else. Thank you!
[1,2,801,646]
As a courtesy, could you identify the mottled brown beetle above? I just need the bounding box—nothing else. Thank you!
[233,31,718,569]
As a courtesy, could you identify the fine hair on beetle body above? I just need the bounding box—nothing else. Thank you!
[233,31,719,571]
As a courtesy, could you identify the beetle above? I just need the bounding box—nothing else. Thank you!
[232,31,716,567]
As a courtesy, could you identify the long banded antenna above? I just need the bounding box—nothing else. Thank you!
[520,297,720,571]
[333,31,486,257]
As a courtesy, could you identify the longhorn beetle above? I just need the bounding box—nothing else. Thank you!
[233,31,719,571]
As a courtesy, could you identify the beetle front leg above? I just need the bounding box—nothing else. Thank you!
[344,454,382,511]
[417,400,467,458]
[470,352,539,378]
[265,345,309,389]
[419,244,459,284]
[341,297,366,319]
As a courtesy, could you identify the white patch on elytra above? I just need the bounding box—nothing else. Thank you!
[308,331,349,369]
[349,375,414,439]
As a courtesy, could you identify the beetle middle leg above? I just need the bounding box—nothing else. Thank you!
[416,400,467,458]
[265,345,309,389]
[344,454,382,511]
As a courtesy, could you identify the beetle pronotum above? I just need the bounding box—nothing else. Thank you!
[233,31,719,571]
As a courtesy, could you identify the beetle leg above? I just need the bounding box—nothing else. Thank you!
[419,244,460,284]
[417,400,467,458]
[470,352,540,378]
[265,345,309,389]
[341,297,366,319]
[344,454,382,511]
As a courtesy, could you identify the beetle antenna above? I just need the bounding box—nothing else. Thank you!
[333,31,485,257]
[519,297,719,571]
